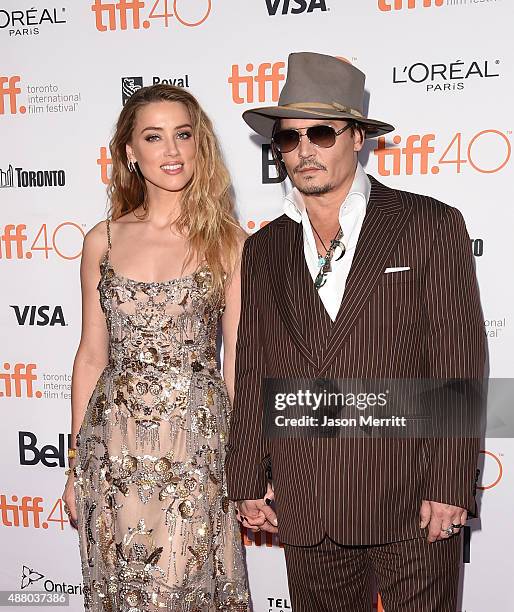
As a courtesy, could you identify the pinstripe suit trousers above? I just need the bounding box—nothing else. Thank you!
[284,535,461,611]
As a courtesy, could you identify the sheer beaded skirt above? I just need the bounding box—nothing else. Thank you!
[74,253,249,611]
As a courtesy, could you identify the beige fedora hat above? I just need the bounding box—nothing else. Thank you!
[243,52,394,139]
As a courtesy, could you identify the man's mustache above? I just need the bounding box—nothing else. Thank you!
[293,160,327,173]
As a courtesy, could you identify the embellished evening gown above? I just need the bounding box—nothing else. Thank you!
[74,221,249,611]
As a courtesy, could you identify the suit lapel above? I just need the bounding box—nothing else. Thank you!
[268,216,319,369]
[317,176,413,376]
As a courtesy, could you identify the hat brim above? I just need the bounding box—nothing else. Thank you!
[243,106,394,139]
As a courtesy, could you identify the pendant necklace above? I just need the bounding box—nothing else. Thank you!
[308,216,346,290]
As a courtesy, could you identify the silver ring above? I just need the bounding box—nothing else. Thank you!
[451,523,462,529]
[443,526,455,536]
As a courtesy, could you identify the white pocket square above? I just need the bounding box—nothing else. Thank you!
[384,266,410,273]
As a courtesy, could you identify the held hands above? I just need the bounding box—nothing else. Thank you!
[236,483,278,534]
[420,499,467,543]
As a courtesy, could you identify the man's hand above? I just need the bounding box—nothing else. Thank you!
[236,483,278,534]
[420,499,467,543]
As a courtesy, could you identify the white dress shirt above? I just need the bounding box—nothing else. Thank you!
[283,162,370,322]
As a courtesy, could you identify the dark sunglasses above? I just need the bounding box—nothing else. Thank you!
[272,123,352,154]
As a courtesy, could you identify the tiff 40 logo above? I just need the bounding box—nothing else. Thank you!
[372,129,512,176]
[0,223,85,260]
[0,493,72,531]
[91,0,211,31]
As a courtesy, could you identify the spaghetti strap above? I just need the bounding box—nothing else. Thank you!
[105,219,112,253]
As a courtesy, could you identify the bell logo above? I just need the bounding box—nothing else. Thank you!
[229,62,285,104]
[19,432,72,467]
[262,144,286,184]
[265,0,329,15]
[0,76,26,115]
[0,363,42,399]
[373,134,436,176]
[378,0,443,10]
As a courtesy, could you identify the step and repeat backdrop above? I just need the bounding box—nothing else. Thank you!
[1,1,512,611]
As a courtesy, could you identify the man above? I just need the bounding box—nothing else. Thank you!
[226,52,485,611]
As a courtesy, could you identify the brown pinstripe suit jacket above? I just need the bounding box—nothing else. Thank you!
[225,175,485,546]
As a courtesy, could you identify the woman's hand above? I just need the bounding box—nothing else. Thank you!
[62,472,78,529]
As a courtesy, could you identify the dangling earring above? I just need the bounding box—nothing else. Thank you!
[127,159,136,173]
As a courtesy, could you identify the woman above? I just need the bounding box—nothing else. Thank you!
[62,84,249,611]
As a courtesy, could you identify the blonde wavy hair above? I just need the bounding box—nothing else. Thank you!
[108,84,241,298]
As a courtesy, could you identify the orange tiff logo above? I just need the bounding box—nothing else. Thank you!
[229,62,285,104]
[91,0,211,31]
[0,363,42,399]
[0,495,71,530]
[477,450,503,490]
[0,223,84,260]
[373,130,512,176]
[97,146,112,185]
[374,134,436,176]
[378,0,443,10]
[0,76,26,115]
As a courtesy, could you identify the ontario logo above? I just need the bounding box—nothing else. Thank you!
[21,565,83,595]
[91,0,211,32]
[21,566,44,589]
[372,129,511,176]
[392,59,500,93]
